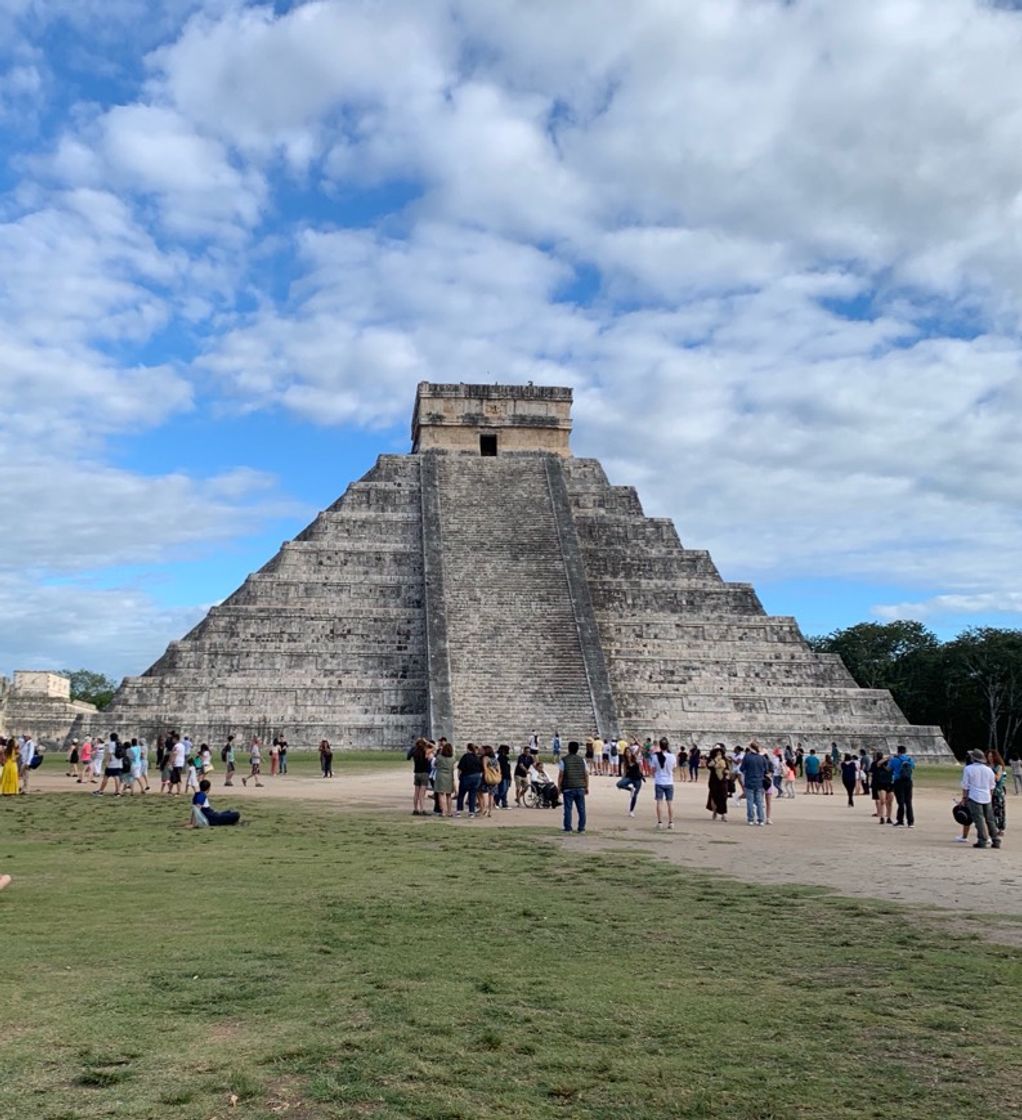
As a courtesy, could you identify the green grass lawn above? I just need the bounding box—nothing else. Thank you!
[1,796,1018,1120]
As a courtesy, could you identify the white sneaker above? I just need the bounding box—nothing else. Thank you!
[953,836,968,843]
[764,820,773,826]
[655,822,663,830]
[628,811,635,817]
[667,823,674,830]
[747,820,755,826]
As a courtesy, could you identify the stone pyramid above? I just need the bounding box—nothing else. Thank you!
[69,382,951,758]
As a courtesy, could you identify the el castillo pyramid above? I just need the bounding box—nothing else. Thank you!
[69,382,951,757]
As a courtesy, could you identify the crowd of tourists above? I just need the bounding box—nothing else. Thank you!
[4,722,1016,851]
[405,732,1015,847]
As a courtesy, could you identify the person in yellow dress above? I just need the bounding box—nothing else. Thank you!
[1,738,20,796]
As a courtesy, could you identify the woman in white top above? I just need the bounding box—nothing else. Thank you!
[650,737,676,831]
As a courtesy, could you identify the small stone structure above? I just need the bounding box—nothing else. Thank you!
[1,671,97,746]
[66,382,953,759]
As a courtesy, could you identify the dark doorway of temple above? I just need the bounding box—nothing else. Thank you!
[480,434,498,456]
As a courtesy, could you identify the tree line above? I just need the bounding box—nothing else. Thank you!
[808,622,1022,761]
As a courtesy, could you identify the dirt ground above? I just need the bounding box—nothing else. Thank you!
[26,763,1022,930]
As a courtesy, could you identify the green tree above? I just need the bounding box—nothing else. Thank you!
[944,628,1022,758]
[61,669,118,710]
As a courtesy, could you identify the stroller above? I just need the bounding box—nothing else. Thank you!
[526,778,560,809]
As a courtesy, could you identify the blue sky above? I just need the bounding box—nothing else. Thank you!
[2,0,1021,680]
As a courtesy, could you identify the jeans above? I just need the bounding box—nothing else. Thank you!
[843,779,856,807]
[967,798,999,845]
[894,778,914,826]
[279,757,288,774]
[616,775,642,812]
[745,786,766,823]
[457,773,482,814]
[1013,772,1022,795]
[495,778,510,808]
[562,787,586,832]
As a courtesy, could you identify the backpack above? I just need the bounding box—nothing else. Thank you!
[29,753,43,770]
[221,745,229,763]
[113,743,124,761]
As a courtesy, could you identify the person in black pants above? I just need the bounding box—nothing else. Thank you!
[840,754,858,807]
[891,745,916,827]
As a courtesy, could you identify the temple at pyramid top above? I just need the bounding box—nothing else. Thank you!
[411,382,574,456]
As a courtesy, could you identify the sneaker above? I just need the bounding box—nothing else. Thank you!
[747,820,755,826]
[764,820,773,825]
[468,812,476,819]
[892,822,903,827]
[973,842,988,848]
[953,836,968,843]
[628,811,635,817]
[667,823,674,831]
[656,822,663,830]
[756,821,764,826]
[454,811,461,817]
[992,842,1001,849]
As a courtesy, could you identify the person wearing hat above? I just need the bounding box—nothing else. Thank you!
[960,750,1000,849]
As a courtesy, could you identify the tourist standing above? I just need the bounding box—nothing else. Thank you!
[513,745,533,807]
[278,739,289,775]
[890,745,916,828]
[782,758,796,799]
[558,740,588,833]
[270,739,280,777]
[731,745,746,799]
[988,750,1007,836]
[688,745,701,783]
[820,755,834,796]
[1011,755,1022,796]
[705,745,729,822]
[480,745,500,818]
[18,736,36,794]
[840,754,858,807]
[616,745,644,817]
[411,738,431,813]
[223,736,236,786]
[804,749,820,793]
[455,743,483,818]
[66,739,80,780]
[740,745,769,826]
[496,745,511,809]
[650,738,676,830]
[93,736,123,796]
[592,735,605,776]
[1,740,19,796]
[960,750,1000,849]
[319,739,334,779]
[91,737,106,784]
[78,738,92,784]
[551,731,561,763]
[242,738,263,787]
[873,753,894,824]
[434,741,455,817]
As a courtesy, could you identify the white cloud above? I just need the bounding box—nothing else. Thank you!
[0,572,208,681]
[4,0,1022,677]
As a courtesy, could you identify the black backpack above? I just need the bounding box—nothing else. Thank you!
[221,744,230,762]
[113,743,125,761]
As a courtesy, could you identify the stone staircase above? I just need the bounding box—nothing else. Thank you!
[428,455,598,746]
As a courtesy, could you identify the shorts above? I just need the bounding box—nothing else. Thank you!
[602,751,611,761]
[654,785,674,802]
[515,775,529,793]
[413,773,431,787]
[170,766,182,785]
[105,767,123,779]
[130,766,141,780]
